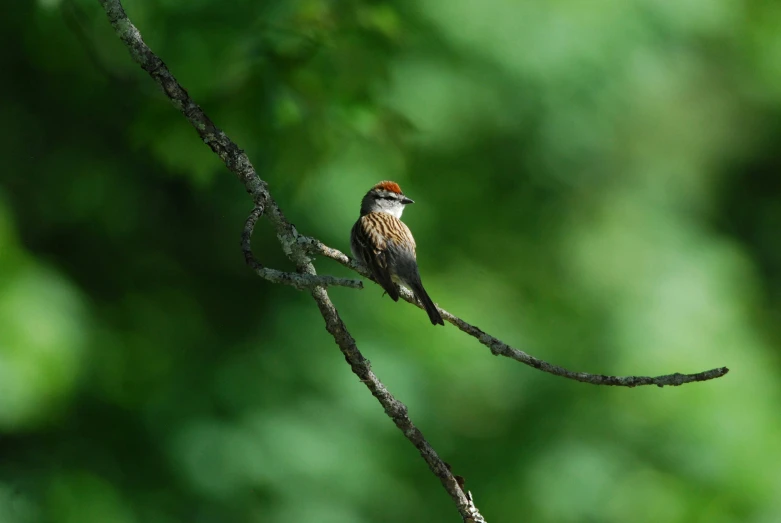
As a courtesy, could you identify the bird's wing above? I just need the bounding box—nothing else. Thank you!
[353,213,416,301]
[397,219,416,257]
[352,215,399,300]
[367,213,416,255]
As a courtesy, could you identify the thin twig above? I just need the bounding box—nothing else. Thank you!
[98,1,485,520]
[298,235,730,387]
[242,206,363,290]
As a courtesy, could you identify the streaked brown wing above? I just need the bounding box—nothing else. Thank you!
[362,212,416,257]
[352,214,399,301]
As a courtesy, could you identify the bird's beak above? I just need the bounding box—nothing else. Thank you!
[401,197,414,205]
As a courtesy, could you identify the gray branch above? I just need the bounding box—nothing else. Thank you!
[242,205,363,290]
[98,1,485,521]
[298,236,730,387]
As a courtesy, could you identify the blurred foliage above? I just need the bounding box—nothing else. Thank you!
[1,0,780,521]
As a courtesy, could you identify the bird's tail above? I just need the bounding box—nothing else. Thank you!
[410,281,444,326]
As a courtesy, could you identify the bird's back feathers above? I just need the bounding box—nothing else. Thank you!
[351,212,417,301]
[350,194,443,326]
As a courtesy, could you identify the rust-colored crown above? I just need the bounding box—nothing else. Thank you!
[372,180,403,194]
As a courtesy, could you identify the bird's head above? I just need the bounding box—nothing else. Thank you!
[360,181,414,218]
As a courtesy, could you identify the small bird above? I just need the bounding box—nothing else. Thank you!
[350,181,444,326]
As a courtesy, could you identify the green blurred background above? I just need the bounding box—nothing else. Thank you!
[2,0,780,521]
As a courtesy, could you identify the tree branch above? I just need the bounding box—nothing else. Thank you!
[98,1,486,520]
[298,236,730,387]
[241,205,363,290]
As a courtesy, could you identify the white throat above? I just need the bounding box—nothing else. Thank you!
[383,206,404,219]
